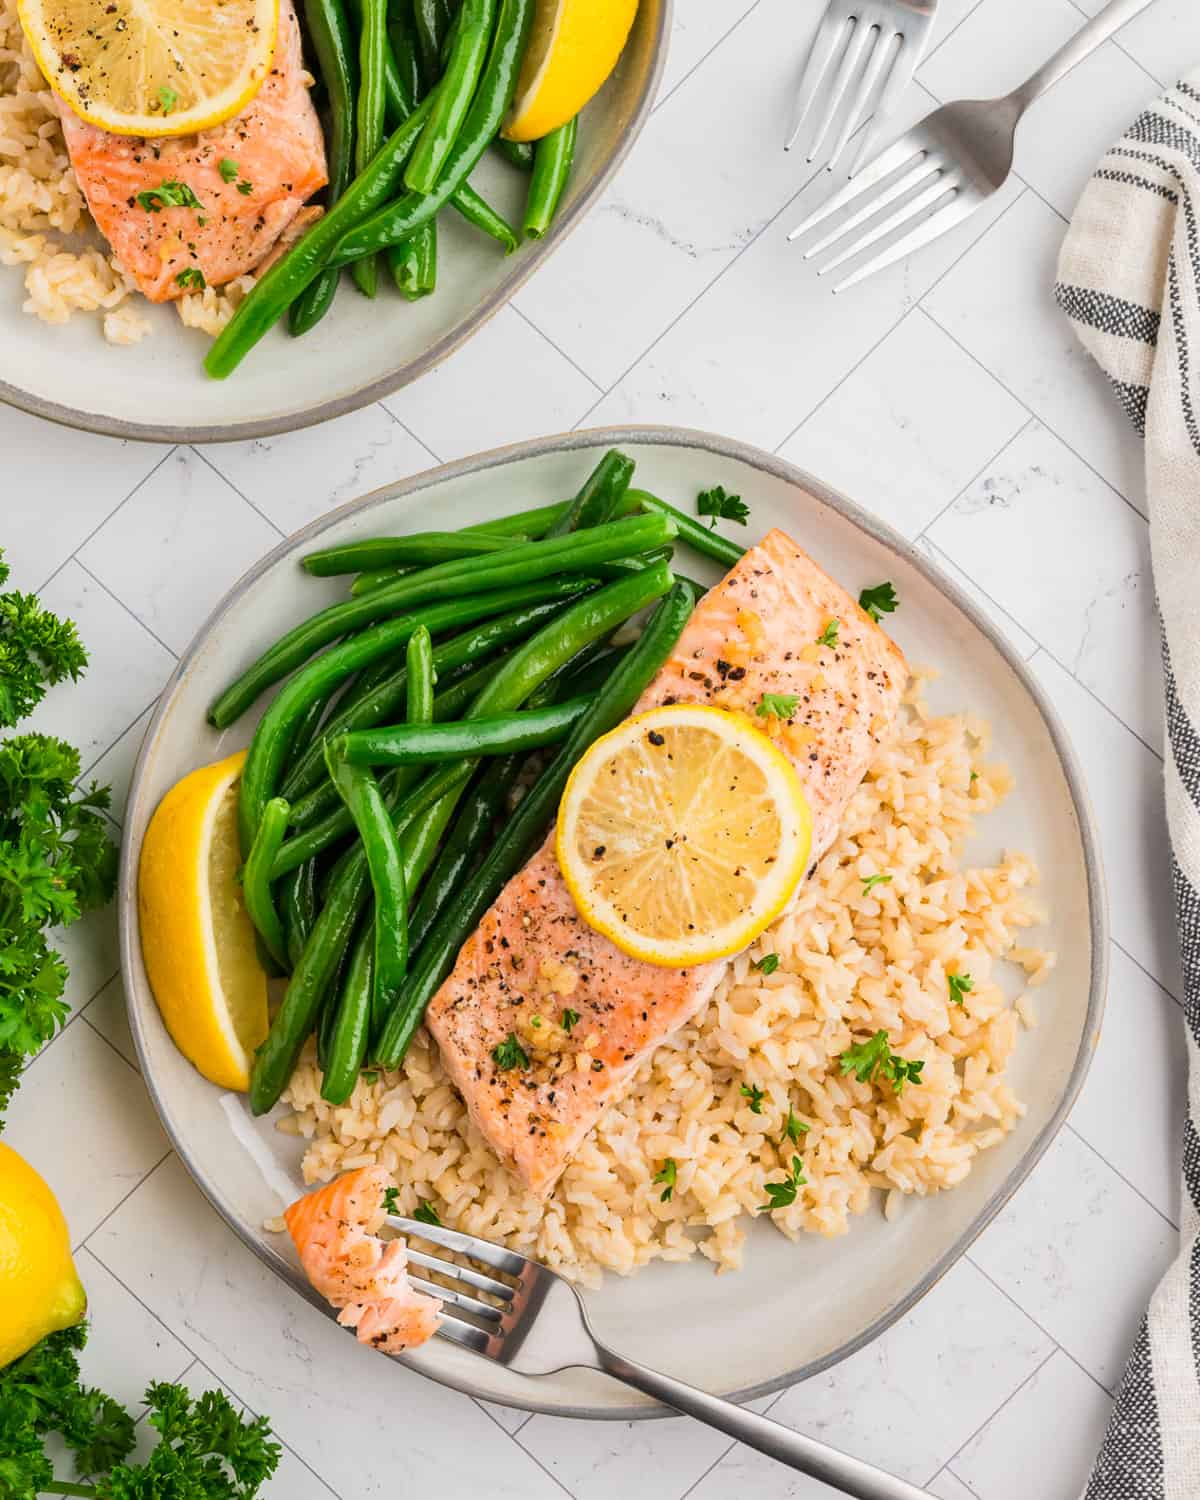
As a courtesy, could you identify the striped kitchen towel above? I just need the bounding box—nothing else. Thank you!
[1056,75,1200,1499]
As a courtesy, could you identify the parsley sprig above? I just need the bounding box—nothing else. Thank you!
[838,1031,924,1095]
[816,619,840,649]
[0,1324,280,1498]
[413,1200,440,1226]
[754,953,780,975]
[947,972,974,1006]
[740,1081,766,1114]
[492,1033,529,1070]
[756,692,799,720]
[653,1158,677,1202]
[136,179,202,212]
[760,1155,806,1213]
[783,1108,809,1145]
[696,485,750,530]
[858,582,899,623]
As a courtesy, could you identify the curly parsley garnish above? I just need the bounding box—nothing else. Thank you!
[653,1158,677,1202]
[858,582,899,623]
[696,485,750,529]
[948,972,974,1006]
[381,1185,401,1215]
[157,85,178,115]
[816,618,840,649]
[560,1007,580,1034]
[236,178,254,195]
[175,266,206,290]
[218,157,240,182]
[413,1200,441,1226]
[754,952,780,975]
[741,1081,766,1115]
[756,693,799,720]
[136,179,201,212]
[761,1155,806,1213]
[492,1033,529,1070]
[839,1031,924,1095]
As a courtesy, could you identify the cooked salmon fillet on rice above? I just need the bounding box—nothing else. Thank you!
[54,0,326,302]
[285,1165,441,1353]
[426,528,908,1197]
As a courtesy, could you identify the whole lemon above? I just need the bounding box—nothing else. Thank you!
[0,1141,87,1368]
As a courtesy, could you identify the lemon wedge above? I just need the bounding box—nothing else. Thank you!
[556,704,813,968]
[502,0,639,144]
[0,1141,87,1368]
[18,0,277,138]
[138,750,269,1092]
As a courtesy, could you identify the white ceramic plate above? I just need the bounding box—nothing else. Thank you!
[118,426,1108,1418]
[0,3,667,444]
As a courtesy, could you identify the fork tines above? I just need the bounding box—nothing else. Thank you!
[786,2,932,174]
[390,1213,521,1349]
[786,133,970,292]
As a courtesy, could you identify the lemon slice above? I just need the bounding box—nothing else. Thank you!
[138,750,269,1091]
[557,705,813,968]
[502,0,639,144]
[18,0,277,138]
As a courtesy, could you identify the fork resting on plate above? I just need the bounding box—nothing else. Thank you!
[393,1212,933,1500]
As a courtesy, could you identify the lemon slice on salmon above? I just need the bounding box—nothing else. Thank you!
[556,705,813,968]
[138,750,269,1091]
[502,0,639,144]
[18,0,277,138]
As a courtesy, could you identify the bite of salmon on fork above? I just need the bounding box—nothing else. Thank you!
[55,0,326,303]
[284,1165,442,1354]
[426,528,908,1198]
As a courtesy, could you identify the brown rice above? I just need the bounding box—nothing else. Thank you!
[278,674,1054,1287]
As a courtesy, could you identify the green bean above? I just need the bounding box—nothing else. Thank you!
[303,530,524,577]
[547,449,635,538]
[242,797,291,965]
[213,514,670,726]
[388,219,437,297]
[234,581,597,856]
[291,0,357,335]
[389,9,422,102]
[560,643,630,698]
[524,116,576,239]
[320,916,374,1102]
[629,488,746,569]
[405,0,495,193]
[205,90,436,379]
[375,580,697,1066]
[281,589,584,802]
[493,135,534,171]
[351,0,389,297]
[334,696,587,766]
[324,743,408,1073]
[328,0,534,266]
[281,859,318,970]
[405,753,521,953]
[439,0,462,66]
[464,499,569,537]
[587,547,675,582]
[252,849,371,1112]
[411,0,442,82]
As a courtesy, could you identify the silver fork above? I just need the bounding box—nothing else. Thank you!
[787,0,1158,292]
[785,0,938,175]
[391,1214,933,1500]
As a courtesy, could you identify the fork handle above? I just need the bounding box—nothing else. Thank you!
[1009,0,1158,114]
[592,1344,933,1500]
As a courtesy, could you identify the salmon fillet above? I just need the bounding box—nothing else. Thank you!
[285,1166,441,1354]
[426,528,908,1197]
[56,0,326,302]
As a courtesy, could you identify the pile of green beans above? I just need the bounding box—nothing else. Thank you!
[206,0,585,377]
[206,448,756,1110]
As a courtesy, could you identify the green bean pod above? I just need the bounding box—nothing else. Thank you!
[374,580,697,1067]
[212,514,670,726]
[493,135,534,171]
[320,917,375,1102]
[304,530,524,577]
[242,796,290,965]
[281,591,583,803]
[291,0,357,335]
[281,859,319,971]
[351,0,390,297]
[334,695,587,766]
[389,219,437,298]
[405,625,435,724]
[405,0,495,194]
[524,115,576,239]
[206,90,437,378]
[630,488,746,569]
[548,448,636,537]
[411,0,443,82]
[328,0,534,266]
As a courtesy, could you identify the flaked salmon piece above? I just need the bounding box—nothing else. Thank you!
[426,528,908,1198]
[55,0,326,302]
[284,1166,441,1354]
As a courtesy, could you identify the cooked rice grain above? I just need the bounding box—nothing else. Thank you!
[280,687,1052,1286]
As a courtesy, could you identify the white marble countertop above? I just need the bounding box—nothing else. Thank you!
[4,0,1196,1495]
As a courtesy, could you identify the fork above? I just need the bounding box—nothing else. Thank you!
[787,0,1158,292]
[390,1213,933,1500]
[784,0,939,175]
